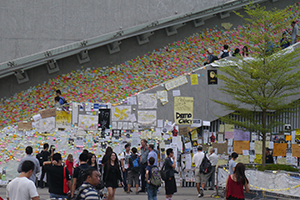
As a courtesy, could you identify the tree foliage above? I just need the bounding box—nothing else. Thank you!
[213,3,300,166]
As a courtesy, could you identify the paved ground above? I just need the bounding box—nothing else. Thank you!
[0,186,223,200]
[0,186,260,200]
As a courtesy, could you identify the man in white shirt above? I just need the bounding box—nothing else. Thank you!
[192,146,206,198]
[288,21,299,45]
[206,148,218,190]
[7,160,40,200]
[120,143,131,192]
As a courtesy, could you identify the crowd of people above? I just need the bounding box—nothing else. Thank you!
[203,20,299,65]
[5,136,278,200]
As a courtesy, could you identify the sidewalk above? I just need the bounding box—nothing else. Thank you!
[0,186,254,200]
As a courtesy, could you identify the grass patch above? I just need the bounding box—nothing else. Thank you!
[246,164,299,172]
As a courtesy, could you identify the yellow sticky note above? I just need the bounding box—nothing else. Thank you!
[190,74,198,85]
[286,135,291,141]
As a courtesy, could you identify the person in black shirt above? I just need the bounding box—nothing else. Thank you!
[88,153,99,171]
[103,152,122,200]
[266,148,274,164]
[164,148,177,200]
[39,143,51,188]
[44,153,71,199]
[71,152,91,197]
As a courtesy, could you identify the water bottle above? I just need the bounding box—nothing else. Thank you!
[2,167,6,181]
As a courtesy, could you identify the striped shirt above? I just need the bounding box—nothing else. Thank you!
[79,182,101,200]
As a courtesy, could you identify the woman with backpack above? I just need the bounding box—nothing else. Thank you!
[225,163,250,200]
[164,148,177,200]
[103,152,122,200]
[146,157,160,200]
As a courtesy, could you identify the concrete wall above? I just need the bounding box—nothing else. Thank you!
[0,0,297,99]
[0,0,234,64]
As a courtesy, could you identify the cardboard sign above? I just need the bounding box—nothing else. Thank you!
[179,127,191,135]
[273,143,287,157]
[233,141,250,154]
[292,144,300,157]
[213,142,228,155]
[39,108,56,118]
[18,121,33,130]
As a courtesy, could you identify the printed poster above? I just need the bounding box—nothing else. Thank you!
[165,76,188,91]
[138,93,157,109]
[112,106,131,121]
[138,111,157,126]
[98,109,110,130]
[78,114,98,130]
[56,111,72,128]
[174,97,194,125]
[190,74,198,85]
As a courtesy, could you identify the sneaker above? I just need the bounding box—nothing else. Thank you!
[208,187,214,190]
[197,194,202,198]
[126,191,130,194]
[136,191,139,195]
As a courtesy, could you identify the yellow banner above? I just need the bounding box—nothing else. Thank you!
[174,97,193,125]
[56,111,72,127]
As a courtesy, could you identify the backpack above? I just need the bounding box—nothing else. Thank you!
[76,166,91,188]
[60,97,68,104]
[71,185,92,200]
[130,155,140,173]
[150,166,162,187]
[221,51,229,58]
[160,162,169,182]
[199,153,212,174]
[36,152,44,166]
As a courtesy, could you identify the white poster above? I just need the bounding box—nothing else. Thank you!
[36,117,55,132]
[78,114,98,130]
[112,106,131,121]
[138,110,157,126]
[165,75,188,91]
[138,93,157,109]
[156,90,168,105]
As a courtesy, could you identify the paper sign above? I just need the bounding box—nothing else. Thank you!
[234,129,250,141]
[172,90,181,96]
[233,141,250,154]
[78,114,98,130]
[190,74,198,85]
[138,111,156,126]
[254,154,262,164]
[203,121,210,126]
[56,111,72,128]
[112,106,131,121]
[286,135,291,141]
[236,155,249,164]
[225,124,234,132]
[174,97,193,125]
[225,131,234,139]
[165,76,188,91]
[212,142,228,155]
[156,90,168,105]
[219,124,225,132]
[138,93,157,109]
[273,143,287,157]
[18,121,33,130]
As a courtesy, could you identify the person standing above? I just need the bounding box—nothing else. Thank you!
[147,144,158,166]
[207,148,218,190]
[17,146,40,184]
[265,148,274,164]
[120,143,131,192]
[103,152,122,200]
[37,143,50,188]
[164,148,177,200]
[127,147,140,194]
[287,21,299,45]
[43,153,71,199]
[229,152,239,175]
[56,89,67,105]
[65,154,74,177]
[88,153,99,171]
[225,163,250,200]
[146,157,159,200]
[71,153,91,197]
[139,139,149,193]
[7,160,40,200]
[78,168,102,200]
[192,146,205,198]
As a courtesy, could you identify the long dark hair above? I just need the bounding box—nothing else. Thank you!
[234,163,249,185]
[106,152,119,168]
[87,153,96,165]
[105,147,113,156]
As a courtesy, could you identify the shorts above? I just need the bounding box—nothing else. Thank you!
[195,167,207,184]
[128,171,139,186]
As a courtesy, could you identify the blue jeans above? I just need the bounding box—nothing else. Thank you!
[49,193,68,199]
[123,169,128,191]
[147,184,158,200]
